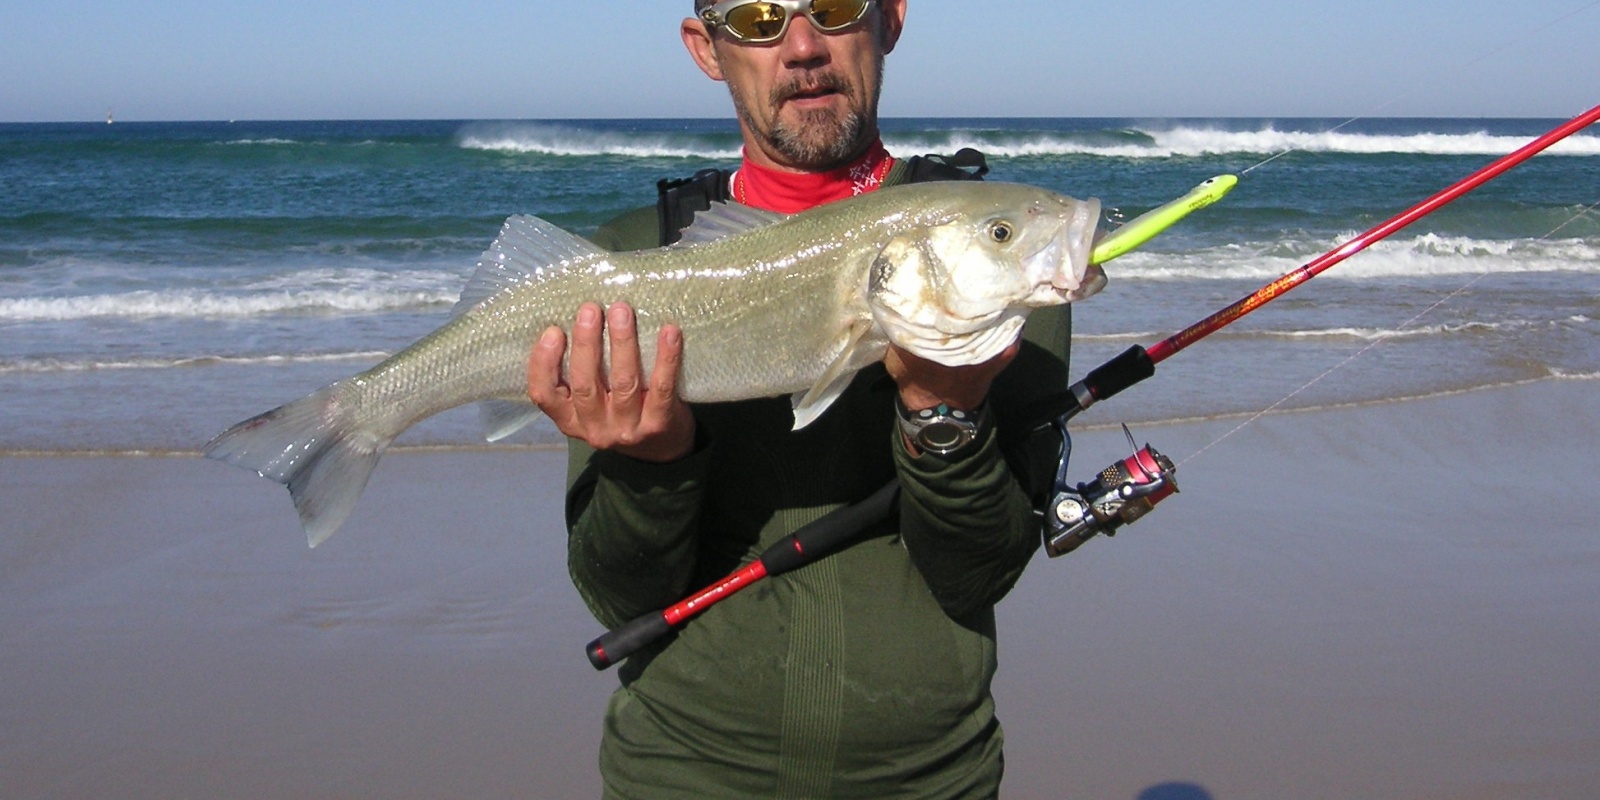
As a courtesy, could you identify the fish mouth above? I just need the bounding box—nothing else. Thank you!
[1062,263,1107,301]
[1017,215,1104,305]
[1039,197,1104,300]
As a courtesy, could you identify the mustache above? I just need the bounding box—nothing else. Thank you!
[768,72,852,106]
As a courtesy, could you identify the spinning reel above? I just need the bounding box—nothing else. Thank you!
[1042,421,1178,557]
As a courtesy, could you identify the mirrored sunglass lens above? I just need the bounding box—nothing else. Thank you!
[726,3,790,40]
[808,0,869,29]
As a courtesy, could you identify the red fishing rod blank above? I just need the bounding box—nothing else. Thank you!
[1145,103,1600,365]
[1041,103,1600,418]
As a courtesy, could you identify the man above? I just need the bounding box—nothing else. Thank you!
[527,1,1073,796]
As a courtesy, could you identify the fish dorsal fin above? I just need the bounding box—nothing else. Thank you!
[676,201,787,247]
[453,215,604,316]
[790,318,885,430]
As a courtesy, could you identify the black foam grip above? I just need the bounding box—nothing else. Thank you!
[1082,345,1155,402]
[768,480,901,575]
[586,612,673,671]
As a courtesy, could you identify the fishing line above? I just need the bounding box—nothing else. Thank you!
[1162,1,1600,462]
[1178,192,1600,468]
[1239,0,1600,176]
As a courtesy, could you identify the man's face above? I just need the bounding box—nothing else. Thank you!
[684,1,905,171]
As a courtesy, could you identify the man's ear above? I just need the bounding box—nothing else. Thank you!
[681,18,726,81]
[878,0,906,54]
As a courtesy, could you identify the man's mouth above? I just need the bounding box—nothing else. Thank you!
[773,75,849,106]
[790,85,839,101]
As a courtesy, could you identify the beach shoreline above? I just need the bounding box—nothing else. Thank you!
[3,377,1597,798]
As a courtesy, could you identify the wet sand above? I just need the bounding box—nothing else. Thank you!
[3,378,1597,799]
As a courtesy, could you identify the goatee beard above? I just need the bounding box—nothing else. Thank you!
[766,107,868,169]
[731,71,873,170]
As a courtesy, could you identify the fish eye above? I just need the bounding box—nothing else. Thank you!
[988,221,1014,244]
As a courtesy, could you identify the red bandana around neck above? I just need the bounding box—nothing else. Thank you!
[732,139,895,214]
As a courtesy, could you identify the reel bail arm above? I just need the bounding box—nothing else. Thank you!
[1043,424,1178,557]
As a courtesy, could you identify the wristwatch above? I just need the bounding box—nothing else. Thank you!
[895,397,987,457]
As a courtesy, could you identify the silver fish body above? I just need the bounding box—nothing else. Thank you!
[206,181,1104,546]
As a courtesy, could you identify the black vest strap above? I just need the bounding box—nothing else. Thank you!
[652,150,990,246]
[655,168,734,246]
[899,148,990,183]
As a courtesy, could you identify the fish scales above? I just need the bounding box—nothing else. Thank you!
[206,181,1104,545]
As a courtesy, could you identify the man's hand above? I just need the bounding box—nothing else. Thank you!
[884,339,1021,412]
[527,301,696,463]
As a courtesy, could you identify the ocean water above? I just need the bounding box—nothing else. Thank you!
[1,117,1597,452]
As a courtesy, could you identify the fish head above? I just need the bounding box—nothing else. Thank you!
[868,184,1104,366]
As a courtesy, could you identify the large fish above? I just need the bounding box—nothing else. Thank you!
[206,181,1105,546]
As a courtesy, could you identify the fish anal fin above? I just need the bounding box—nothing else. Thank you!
[480,399,544,442]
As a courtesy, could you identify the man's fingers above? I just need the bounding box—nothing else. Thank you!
[644,324,685,419]
[527,325,568,400]
[567,303,607,416]
[605,302,644,411]
[525,303,694,460]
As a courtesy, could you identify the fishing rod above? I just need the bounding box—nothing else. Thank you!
[585,103,1600,669]
[1031,102,1600,556]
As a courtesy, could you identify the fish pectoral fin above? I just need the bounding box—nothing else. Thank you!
[790,319,882,431]
[453,215,606,317]
[675,202,788,247]
[479,399,544,442]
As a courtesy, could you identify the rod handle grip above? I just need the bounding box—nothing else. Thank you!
[1083,345,1155,401]
[586,612,673,671]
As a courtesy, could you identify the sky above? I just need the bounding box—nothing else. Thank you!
[1,0,1597,122]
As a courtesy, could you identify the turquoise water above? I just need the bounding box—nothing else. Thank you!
[2,118,1597,450]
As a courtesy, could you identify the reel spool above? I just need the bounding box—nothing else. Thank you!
[1044,425,1178,557]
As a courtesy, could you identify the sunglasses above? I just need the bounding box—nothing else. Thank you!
[700,0,876,44]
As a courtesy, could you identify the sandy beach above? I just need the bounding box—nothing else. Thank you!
[3,378,1597,799]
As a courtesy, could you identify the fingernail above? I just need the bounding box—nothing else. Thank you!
[540,327,562,348]
[609,304,632,329]
[578,304,600,326]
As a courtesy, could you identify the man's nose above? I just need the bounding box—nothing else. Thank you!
[777,14,830,66]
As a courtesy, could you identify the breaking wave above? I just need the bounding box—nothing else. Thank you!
[1070,319,1538,345]
[0,286,457,322]
[888,128,1600,159]
[457,122,742,159]
[1114,233,1600,281]
[0,351,392,375]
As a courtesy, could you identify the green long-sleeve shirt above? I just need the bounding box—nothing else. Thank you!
[568,161,1072,798]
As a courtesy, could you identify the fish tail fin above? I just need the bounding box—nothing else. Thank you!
[204,384,387,548]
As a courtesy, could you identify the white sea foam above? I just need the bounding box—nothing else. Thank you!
[1252,320,1515,341]
[1145,128,1600,158]
[1115,234,1600,281]
[219,138,302,146]
[1071,320,1528,345]
[883,127,1600,159]
[0,351,392,375]
[0,266,468,322]
[456,123,740,160]
[449,121,1600,161]
[0,287,456,322]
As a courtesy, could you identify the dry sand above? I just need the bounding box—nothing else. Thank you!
[3,378,1597,799]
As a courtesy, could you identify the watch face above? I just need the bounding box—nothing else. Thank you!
[897,400,984,456]
[916,420,973,454]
